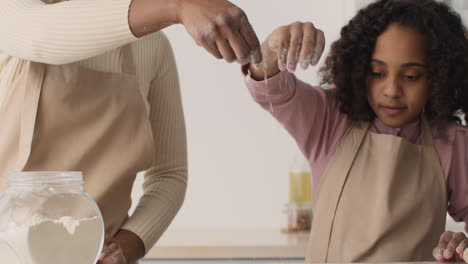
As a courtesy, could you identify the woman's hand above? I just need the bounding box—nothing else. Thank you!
[433,231,468,263]
[177,0,262,65]
[129,0,261,65]
[97,234,128,264]
[249,21,325,81]
[97,230,144,264]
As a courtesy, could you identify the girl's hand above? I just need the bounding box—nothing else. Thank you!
[433,231,468,262]
[249,21,325,80]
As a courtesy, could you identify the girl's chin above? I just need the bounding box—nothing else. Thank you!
[376,114,409,128]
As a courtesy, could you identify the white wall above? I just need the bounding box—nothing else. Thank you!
[160,0,347,230]
[130,0,466,233]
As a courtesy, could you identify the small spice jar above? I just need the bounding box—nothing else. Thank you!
[284,202,313,232]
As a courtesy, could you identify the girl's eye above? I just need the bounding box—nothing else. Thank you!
[370,72,384,78]
[404,74,421,81]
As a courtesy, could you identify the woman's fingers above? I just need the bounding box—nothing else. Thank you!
[179,0,262,65]
[98,242,127,264]
[238,15,262,64]
[216,37,236,63]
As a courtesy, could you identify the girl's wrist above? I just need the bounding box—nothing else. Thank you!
[249,42,279,81]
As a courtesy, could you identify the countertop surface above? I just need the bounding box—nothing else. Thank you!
[144,229,309,259]
[143,222,466,261]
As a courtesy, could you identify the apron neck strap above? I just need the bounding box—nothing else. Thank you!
[121,44,136,74]
[420,116,433,146]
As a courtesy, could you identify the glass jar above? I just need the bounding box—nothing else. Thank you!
[0,172,104,264]
[284,202,313,232]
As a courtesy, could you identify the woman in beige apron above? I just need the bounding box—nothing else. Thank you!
[0,0,265,262]
[0,45,154,263]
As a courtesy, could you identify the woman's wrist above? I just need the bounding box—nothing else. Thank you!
[113,229,146,263]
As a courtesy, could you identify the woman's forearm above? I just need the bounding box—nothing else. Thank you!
[128,0,179,37]
[0,0,137,64]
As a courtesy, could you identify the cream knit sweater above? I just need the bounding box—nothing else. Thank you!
[0,0,187,252]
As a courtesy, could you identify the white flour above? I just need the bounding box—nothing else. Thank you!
[0,215,103,264]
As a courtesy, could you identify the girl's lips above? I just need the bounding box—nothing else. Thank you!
[380,105,406,115]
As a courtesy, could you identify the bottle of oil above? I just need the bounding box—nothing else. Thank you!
[284,151,313,232]
[289,152,312,203]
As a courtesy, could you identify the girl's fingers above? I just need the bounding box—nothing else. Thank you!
[444,232,466,259]
[435,231,453,260]
[439,231,454,250]
[267,26,290,71]
[267,22,325,72]
[278,46,288,72]
[311,29,326,66]
[433,247,445,261]
[286,22,303,72]
[298,22,317,70]
[457,239,468,255]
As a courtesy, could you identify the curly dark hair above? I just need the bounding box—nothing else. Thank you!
[320,0,468,124]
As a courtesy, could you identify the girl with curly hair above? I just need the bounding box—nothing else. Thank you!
[243,0,468,263]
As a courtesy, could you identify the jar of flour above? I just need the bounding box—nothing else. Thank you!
[0,172,104,264]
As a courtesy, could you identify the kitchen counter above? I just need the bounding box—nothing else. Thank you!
[144,229,309,259]
[141,261,463,264]
[142,219,466,262]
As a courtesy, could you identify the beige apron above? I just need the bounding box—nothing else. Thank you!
[306,119,447,263]
[0,45,154,237]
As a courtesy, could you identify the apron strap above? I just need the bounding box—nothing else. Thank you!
[18,62,45,170]
[308,122,369,262]
[121,44,136,75]
[420,117,433,146]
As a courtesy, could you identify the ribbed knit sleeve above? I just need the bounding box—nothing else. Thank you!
[120,33,188,252]
[0,0,137,64]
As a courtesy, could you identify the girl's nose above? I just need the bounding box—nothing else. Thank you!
[383,77,403,98]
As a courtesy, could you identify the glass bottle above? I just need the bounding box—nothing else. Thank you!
[289,152,312,203]
[284,152,313,232]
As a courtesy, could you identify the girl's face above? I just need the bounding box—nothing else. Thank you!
[367,23,429,128]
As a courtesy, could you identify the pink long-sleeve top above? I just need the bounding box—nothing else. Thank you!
[244,69,468,232]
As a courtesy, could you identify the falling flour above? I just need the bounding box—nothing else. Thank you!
[0,215,103,264]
